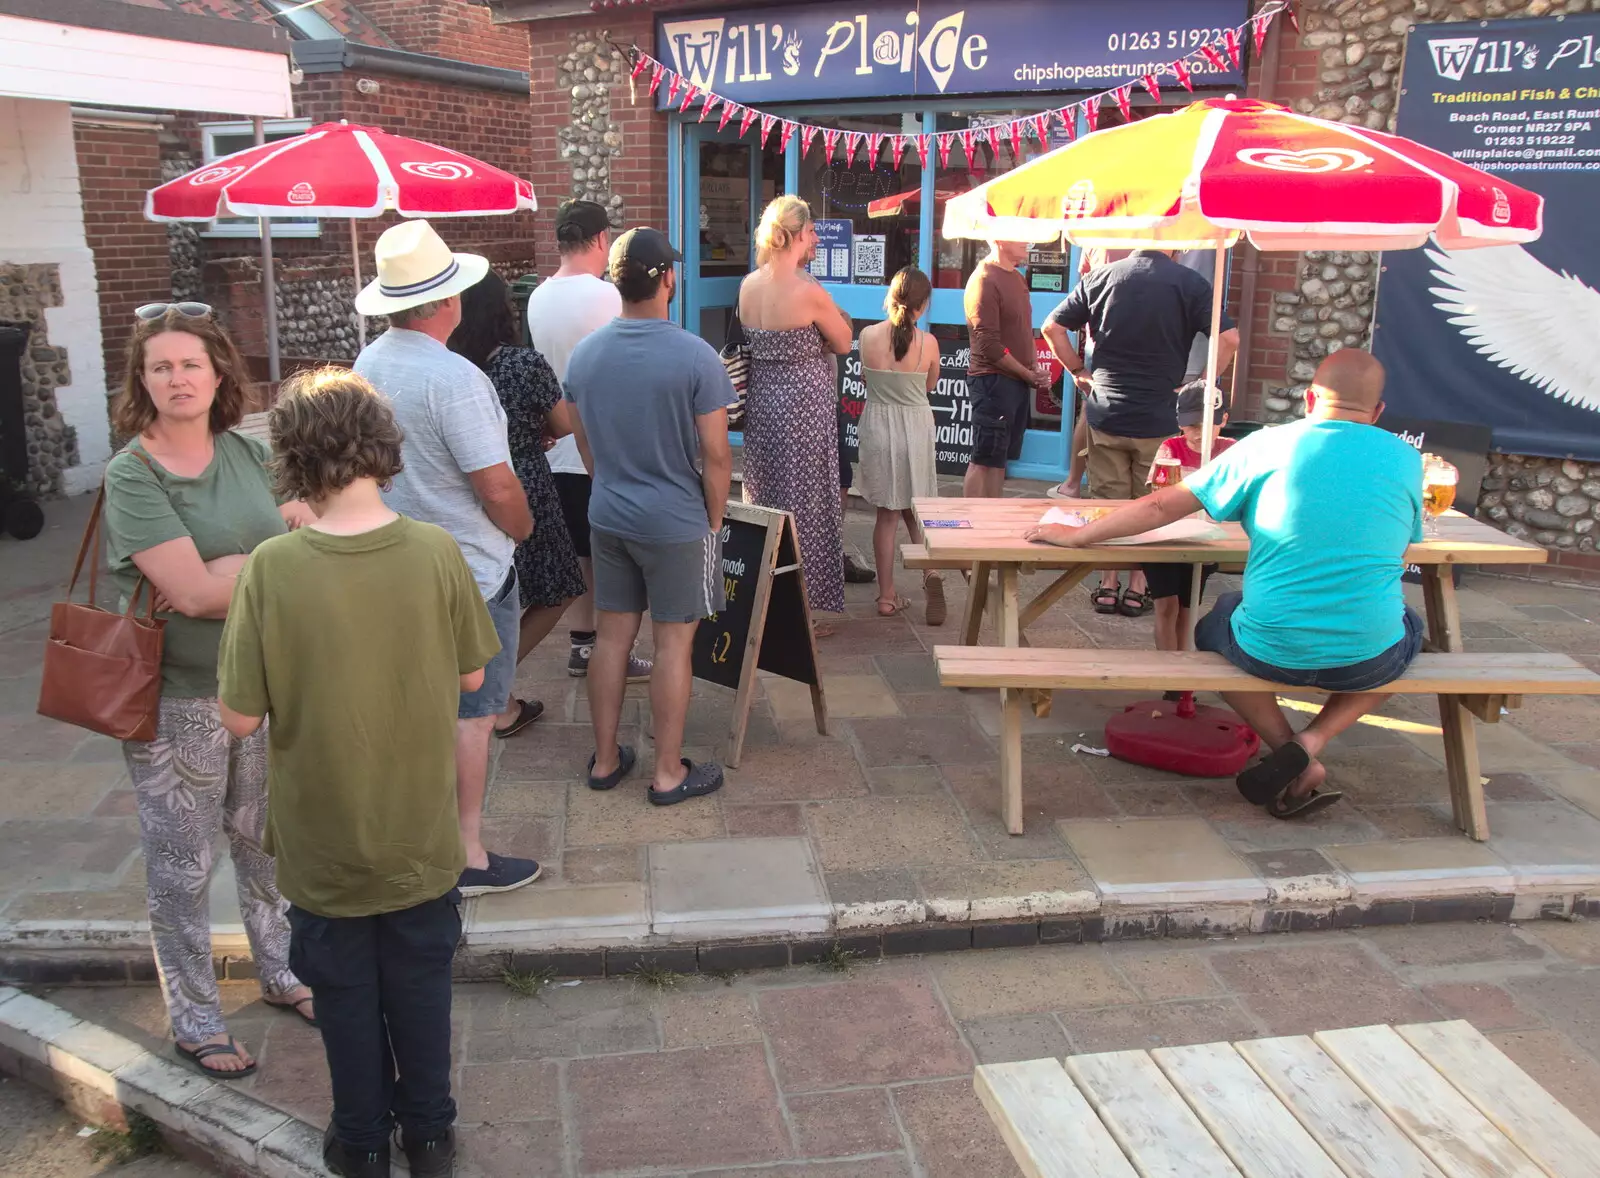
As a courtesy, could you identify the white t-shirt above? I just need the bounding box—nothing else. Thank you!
[526,272,622,475]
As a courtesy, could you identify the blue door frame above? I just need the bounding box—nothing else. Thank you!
[670,106,1080,482]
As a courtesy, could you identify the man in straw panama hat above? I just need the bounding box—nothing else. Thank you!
[353,220,543,900]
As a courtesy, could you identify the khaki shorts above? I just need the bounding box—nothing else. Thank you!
[1086,429,1165,500]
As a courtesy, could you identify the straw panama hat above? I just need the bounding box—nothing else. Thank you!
[355,220,489,315]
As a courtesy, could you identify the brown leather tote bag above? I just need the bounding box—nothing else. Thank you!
[37,459,166,742]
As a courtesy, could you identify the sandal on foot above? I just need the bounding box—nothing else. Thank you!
[1269,787,1344,819]
[1091,586,1122,614]
[264,993,317,1028]
[586,744,637,791]
[924,573,947,627]
[813,621,836,639]
[175,1037,256,1080]
[1236,741,1311,806]
[876,594,910,617]
[1118,589,1154,617]
[493,698,545,740]
[649,759,725,806]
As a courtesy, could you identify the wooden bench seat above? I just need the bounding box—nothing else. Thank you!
[934,645,1600,840]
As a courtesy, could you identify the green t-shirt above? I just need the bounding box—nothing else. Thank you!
[217,516,500,918]
[103,431,286,698]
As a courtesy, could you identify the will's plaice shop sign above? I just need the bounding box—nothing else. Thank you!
[656,0,1248,106]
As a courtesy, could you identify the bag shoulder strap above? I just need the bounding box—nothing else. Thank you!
[72,446,160,618]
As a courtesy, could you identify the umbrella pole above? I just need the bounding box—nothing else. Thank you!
[351,218,366,352]
[1187,245,1230,640]
[252,118,281,385]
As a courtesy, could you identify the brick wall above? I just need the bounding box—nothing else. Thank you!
[356,0,529,72]
[73,122,172,391]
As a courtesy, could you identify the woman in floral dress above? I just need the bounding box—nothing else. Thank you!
[739,195,856,632]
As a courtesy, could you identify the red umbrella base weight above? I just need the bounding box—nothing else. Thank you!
[1104,695,1261,778]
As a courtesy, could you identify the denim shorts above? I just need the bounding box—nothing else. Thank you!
[1194,591,1425,693]
[459,568,520,720]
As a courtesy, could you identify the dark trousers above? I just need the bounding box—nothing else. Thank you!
[287,890,462,1152]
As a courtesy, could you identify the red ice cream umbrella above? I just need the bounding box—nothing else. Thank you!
[145,122,537,359]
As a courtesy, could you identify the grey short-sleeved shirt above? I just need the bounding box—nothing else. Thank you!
[563,318,736,545]
[354,328,515,595]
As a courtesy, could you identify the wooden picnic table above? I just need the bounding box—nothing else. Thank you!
[909,496,1548,838]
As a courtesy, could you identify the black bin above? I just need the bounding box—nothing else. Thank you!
[0,322,44,541]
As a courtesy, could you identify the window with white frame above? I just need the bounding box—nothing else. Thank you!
[199,119,320,238]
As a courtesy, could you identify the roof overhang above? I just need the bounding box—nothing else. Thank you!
[0,0,293,118]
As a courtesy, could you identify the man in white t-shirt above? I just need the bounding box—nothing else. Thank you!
[526,200,651,682]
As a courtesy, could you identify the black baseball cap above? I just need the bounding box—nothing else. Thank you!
[609,227,683,279]
[1177,380,1229,426]
[556,199,610,240]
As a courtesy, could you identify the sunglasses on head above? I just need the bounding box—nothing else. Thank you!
[134,302,213,321]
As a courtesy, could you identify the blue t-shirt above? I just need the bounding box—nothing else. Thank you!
[1186,418,1424,670]
[564,318,736,544]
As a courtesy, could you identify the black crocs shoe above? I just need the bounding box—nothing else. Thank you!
[649,759,725,806]
[324,1124,390,1178]
[403,1127,456,1178]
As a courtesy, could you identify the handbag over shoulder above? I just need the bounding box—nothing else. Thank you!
[37,453,166,742]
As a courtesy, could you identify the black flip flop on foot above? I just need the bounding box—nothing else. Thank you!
[649,759,724,806]
[1091,586,1122,615]
[1235,740,1311,806]
[493,698,545,740]
[1269,787,1344,820]
[175,1037,257,1080]
[586,745,637,790]
[264,993,317,1028]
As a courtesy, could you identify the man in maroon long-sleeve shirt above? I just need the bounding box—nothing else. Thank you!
[962,241,1051,497]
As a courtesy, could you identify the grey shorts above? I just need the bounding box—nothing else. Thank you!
[458,568,520,720]
[591,528,725,624]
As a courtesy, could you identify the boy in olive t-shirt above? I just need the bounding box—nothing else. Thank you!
[218,369,498,1178]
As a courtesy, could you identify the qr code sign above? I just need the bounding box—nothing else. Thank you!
[853,238,885,281]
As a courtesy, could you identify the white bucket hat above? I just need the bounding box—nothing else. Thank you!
[354,220,489,315]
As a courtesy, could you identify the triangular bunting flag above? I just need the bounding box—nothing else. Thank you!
[759,112,777,147]
[1083,98,1099,133]
[1223,28,1241,70]
[823,127,841,163]
[959,128,977,169]
[1058,108,1077,142]
[866,132,884,167]
[1286,3,1300,32]
[1172,58,1194,91]
[1252,12,1270,57]
[1113,85,1132,123]
[984,123,1002,158]
[800,123,819,158]
[1031,112,1051,146]
[699,93,720,123]
[739,105,759,138]
[648,61,666,97]
[718,101,737,132]
[1200,43,1228,72]
[891,134,906,169]
[915,134,930,169]
[630,52,650,80]
[1008,119,1023,161]
[664,72,683,107]
[936,134,953,169]
[1140,74,1161,104]
[844,130,863,165]
[779,120,796,153]
[678,83,699,113]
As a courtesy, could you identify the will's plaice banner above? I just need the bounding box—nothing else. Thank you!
[1372,14,1600,460]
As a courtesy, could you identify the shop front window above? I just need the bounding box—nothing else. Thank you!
[795,113,921,290]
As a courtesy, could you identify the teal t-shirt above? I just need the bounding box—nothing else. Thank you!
[1185,418,1424,670]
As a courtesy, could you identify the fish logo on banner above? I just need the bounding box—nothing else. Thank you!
[662,18,725,88]
[1428,37,1479,81]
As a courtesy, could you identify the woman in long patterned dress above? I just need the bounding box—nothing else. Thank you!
[739,195,855,633]
[450,271,587,735]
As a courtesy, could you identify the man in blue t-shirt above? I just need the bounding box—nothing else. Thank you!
[564,228,737,806]
[1025,350,1423,820]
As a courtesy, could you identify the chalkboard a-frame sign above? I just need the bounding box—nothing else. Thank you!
[692,502,828,767]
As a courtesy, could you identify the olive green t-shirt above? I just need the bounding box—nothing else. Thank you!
[103,432,286,698]
[217,517,500,918]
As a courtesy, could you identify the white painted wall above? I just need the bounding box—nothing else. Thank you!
[0,95,109,494]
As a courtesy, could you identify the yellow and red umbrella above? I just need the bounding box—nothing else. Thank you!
[943,97,1543,251]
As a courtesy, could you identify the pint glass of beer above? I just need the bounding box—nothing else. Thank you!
[1150,455,1182,489]
[1422,456,1458,539]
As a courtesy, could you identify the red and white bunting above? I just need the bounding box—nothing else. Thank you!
[959,128,977,169]
[937,133,953,169]
[1083,98,1099,133]
[1032,112,1051,146]
[678,83,699,113]
[1286,2,1300,33]
[665,71,683,106]
[739,105,759,138]
[914,134,930,169]
[984,122,1002,158]
[1113,85,1132,123]
[866,132,885,166]
[698,93,721,123]
[759,112,777,147]
[631,53,649,80]
[647,61,666,97]
[1140,73,1161,104]
[1252,11,1271,56]
[1008,119,1024,160]
[844,130,863,165]
[800,123,819,158]
[779,120,797,153]
[1172,58,1194,92]
[823,127,841,163]
[1223,28,1242,70]
[1200,42,1228,72]
[891,133,906,169]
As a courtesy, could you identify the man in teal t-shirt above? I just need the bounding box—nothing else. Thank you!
[1024,350,1423,820]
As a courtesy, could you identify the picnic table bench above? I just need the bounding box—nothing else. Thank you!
[977,1019,1600,1178]
[908,498,1600,841]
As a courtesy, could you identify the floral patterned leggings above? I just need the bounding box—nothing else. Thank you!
[122,696,300,1044]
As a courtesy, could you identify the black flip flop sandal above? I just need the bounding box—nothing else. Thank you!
[1118,589,1154,617]
[175,1037,257,1080]
[586,744,637,790]
[264,993,317,1028]
[493,698,545,740]
[1091,586,1122,615]
[1269,787,1344,819]
[649,759,724,806]
[1235,741,1311,806]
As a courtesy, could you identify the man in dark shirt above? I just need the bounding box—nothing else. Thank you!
[962,241,1051,498]
[1042,249,1238,614]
